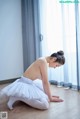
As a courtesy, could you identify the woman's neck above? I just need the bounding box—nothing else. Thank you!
[45,57,50,63]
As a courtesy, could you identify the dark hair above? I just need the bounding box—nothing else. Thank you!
[50,50,65,65]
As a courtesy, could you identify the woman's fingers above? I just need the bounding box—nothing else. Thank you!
[51,97,64,102]
[52,95,59,98]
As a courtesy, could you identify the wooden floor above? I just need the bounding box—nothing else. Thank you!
[0,83,80,119]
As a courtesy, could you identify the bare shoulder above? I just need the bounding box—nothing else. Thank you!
[36,58,48,74]
[36,57,47,67]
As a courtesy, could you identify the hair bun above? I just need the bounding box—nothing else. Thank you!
[57,50,64,56]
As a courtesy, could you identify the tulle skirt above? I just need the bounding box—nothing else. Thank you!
[0,76,48,100]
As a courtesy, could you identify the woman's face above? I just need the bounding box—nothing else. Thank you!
[49,58,62,68]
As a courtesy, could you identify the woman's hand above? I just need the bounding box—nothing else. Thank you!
[50,96,64,102]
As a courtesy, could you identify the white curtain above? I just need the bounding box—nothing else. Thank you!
[39,0,78,88]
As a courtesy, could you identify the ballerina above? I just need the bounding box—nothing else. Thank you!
[0,50,65,110]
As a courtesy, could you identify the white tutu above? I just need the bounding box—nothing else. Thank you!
[0,76,48,100]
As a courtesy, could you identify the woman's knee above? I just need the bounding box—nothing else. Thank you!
[40,98,49,109]
[43,102,49,109]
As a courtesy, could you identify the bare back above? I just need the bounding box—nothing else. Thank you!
[23,57,48,81]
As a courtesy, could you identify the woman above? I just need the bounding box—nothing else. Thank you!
[0,50,65,110]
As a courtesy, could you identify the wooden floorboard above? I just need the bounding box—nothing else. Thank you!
[0,83,80,119]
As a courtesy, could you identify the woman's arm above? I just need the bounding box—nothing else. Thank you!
[39,60,63,102]
[39,60,52,100]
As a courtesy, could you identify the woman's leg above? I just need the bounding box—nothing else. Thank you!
[7,96,19,110]
[7,96,49,110]
[21,98,49,110]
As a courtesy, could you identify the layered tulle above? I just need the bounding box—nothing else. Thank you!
[0,76,48,100]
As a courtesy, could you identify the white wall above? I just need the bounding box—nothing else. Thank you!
[0,0,23,80]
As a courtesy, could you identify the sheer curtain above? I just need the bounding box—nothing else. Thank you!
[39,0,79,89]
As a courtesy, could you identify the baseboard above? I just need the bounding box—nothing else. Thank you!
[0,77,21,85]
